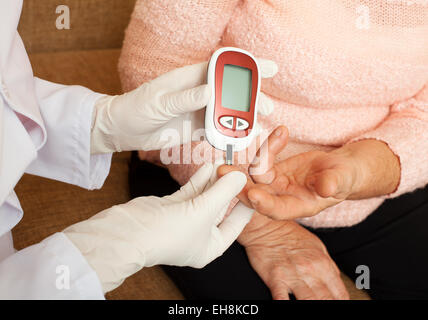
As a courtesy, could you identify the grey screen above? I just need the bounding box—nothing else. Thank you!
[221,64,252,112]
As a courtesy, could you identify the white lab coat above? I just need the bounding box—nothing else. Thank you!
[0,0,112,299]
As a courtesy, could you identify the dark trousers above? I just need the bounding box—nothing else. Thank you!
[129,153,428,300]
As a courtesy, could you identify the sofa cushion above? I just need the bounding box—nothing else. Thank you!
[18,0,136,54]
[28,48,125,95]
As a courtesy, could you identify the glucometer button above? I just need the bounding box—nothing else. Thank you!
[220,116,234,129]
[236,118,249,130]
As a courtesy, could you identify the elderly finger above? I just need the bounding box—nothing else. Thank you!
[249,126,288,183]
[270,280,291,300]
[287,278,317,300]
[304,278,336,300]
[247,188,309,220]
[325,268,350,300]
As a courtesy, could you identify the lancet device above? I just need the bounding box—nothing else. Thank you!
[205,47,260,163]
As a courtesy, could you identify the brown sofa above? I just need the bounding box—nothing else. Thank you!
[14,0,369,300]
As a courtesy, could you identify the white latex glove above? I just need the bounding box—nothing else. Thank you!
[64,163,253,293]
[91,59,278,153]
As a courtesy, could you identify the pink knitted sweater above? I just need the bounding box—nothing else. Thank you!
[118,0,428,228]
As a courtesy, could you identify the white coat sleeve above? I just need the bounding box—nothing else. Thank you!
[0,232,105,299]
[26,78,112,190]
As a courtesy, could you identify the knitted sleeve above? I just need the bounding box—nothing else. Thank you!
[348,82,428,198]
[118,0,240,92]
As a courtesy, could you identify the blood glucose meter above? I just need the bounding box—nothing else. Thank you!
[205,47,260,156]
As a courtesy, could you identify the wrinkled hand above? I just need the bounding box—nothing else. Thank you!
[238,213,349,300]
[220,126,361,220]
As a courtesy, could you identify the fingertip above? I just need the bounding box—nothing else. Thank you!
[227,170,247,187]
[258,125,288,159]
[248,188,270,210]
[267,126,288,152]
[197,84,211,104]
[274,294,290,301]
[273,125,289,140]
[165,84,211,115]
[248,188,287,220]
[218,170,248,195]
[186,84,211,112]
[184,162,215,197]
[265,96,274,115]
[258,92,274,116]
[217,164,240,178]
[258,58,279,78]
[247,188,259,204]
[270,61,279,77]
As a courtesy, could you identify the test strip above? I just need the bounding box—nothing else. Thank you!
[226,144,233,165]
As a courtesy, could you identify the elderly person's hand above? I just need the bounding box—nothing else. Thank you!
[238,212,349,300]
[220,126,400,220]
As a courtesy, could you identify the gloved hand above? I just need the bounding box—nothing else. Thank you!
[90,59,278,153]
[63,163,254,293]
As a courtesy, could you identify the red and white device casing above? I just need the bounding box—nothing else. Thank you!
[205,47,260,152]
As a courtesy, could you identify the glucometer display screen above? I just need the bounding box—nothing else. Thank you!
[221,64,252,112]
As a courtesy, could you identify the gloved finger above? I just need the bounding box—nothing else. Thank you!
[162,84,211,118]
[172,163,214,201]
[150,62,208,92]
[197,161,229,214]
[171,160,225,203]
[216,202,254,249]
[194,171,247,219]
[205,160,226,192]
[256,58,278,79]
[217,165,255,208]
[146,108,206,149]
[149,58,275,94]
[213,202,230,226]
[257,92,275,116]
